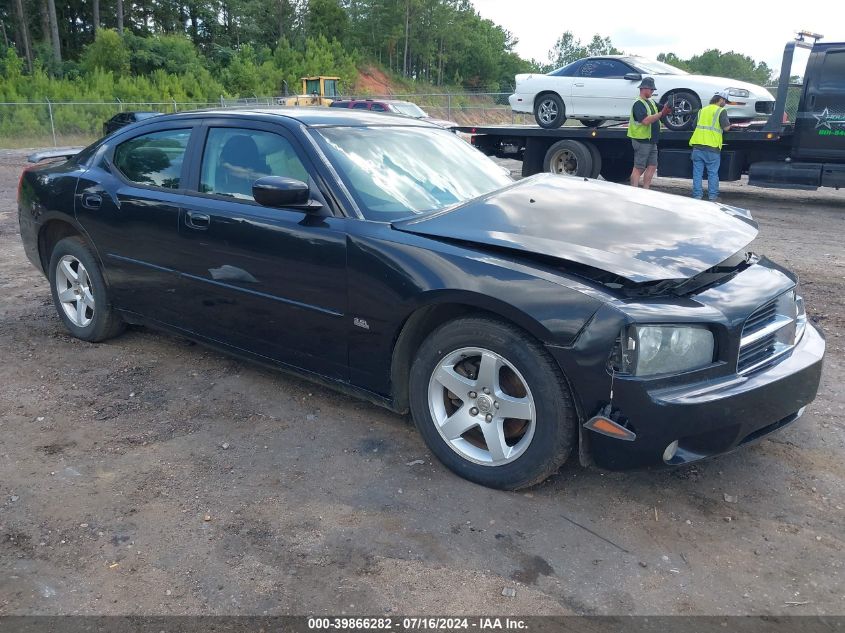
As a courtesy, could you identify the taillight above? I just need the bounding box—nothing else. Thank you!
[17,170,26,201]
[17,164,36,202]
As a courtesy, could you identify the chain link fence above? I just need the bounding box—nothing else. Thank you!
[0,93,533,149]
[0,86,804,149]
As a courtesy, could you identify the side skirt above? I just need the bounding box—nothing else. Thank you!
[116,310,401,414]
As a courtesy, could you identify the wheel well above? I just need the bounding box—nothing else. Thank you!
[659,88,701,106]
[533,90,562,112]
[38,220,81,274]
[389,303,561,415]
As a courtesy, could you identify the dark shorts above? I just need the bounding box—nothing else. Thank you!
[632,140,658,169]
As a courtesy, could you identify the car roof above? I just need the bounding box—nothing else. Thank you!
[583,55,637,61]
[147,107,434,128]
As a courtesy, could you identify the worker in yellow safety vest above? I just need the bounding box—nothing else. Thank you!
[628,76,672,188]
[689,90,732,201]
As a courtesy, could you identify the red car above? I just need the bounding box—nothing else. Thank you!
[329,99,455,128]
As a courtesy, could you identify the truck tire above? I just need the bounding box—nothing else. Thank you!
[543,140,593,177]
[661,90,701,131]
[534,93,566,129]
[585,142,603,179]
[579,119,604,128]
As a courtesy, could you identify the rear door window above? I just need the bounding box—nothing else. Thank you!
[113,128,191,189]
[352,102,370,109]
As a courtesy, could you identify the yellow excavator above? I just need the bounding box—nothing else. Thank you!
[276,76,340,106]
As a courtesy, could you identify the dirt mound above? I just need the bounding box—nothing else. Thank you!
[353,65,395,96]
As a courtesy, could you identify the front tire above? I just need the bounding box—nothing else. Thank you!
[49,236,125,342]
[409,317,576,490]
[661,90,701,131]
[534,93,566,129]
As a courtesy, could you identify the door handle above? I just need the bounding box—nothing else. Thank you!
[185,211,210,230]
[574,83,585,87]
[81,193,101,210]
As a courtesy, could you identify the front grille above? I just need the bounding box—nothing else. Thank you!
[743,300,777,332]
[737,291,798,374]
[738,332,777,370]
[756,101,775,114]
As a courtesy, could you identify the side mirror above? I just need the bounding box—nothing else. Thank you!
[624,72,643,81]
[252,176,321,212]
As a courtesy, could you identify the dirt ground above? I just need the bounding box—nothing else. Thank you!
[0,148,843,616]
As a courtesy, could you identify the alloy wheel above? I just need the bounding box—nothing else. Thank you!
[427,347,536,466]
[55,255,95,327]
[666,97,694,128]
[538,99,558,125]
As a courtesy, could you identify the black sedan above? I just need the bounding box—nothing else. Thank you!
[102,111,162,137]
[17,108,825,489]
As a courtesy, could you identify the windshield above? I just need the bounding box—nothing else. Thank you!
[625,57,688,75]
[315,126,512,221]
[392,102,428,118]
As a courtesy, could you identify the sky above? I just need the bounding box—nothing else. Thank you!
[473,0,844,77]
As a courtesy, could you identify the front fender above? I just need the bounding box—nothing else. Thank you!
[346,226,604,396]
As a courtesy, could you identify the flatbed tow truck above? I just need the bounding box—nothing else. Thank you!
[460,33,845,191]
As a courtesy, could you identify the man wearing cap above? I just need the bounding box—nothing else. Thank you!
[689,91,732,201]
[628,77,672,188]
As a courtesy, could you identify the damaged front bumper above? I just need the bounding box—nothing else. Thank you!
[570,322,824,471]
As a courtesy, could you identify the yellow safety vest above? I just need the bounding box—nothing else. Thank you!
[627,98,657,140]
[689,104,726,150]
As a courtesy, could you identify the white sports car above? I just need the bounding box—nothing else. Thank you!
[509,56,776,130]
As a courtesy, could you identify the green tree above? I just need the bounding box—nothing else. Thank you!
[80,28,129,76]
[548,31,621,70]
[548,31,585,69]
[658,49,772,84]
[656,52,691,71]
[308,0,349,45]
[687,50,772,84]
[586,34,621,57]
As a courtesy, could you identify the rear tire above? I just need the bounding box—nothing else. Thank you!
[543,140,593,177]
[585,142,602,179]
[48,236,125,342]
[409,317,576,490]
[534,93,566,129]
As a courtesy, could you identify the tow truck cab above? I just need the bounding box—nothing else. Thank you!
[746,35,845,190]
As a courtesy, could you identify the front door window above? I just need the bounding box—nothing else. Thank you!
[199,128,309,201]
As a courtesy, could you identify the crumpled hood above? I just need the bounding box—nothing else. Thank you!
[392,174,758,284]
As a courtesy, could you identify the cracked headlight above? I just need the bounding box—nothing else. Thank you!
[727,88,750,98]
[614,325,715,377]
